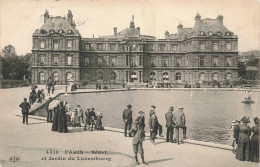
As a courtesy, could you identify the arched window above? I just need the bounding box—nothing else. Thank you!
[111,72,116,80]
[176,72,181,81]
[226,73,232,81]
[53,72,59,82]
[150,72,155,80]
[200,73,205,81]
[131,72,137,79]
[163,72,169,80]
[39,72,45,82]
[66,72,73,81]
[213,73,218,81]
[97,72,103,80]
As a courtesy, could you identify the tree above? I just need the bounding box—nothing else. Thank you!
[1,45,17,58]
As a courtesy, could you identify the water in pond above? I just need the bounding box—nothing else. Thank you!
[38,89,260,145]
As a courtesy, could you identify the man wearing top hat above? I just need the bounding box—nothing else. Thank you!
[173,106,187,142]
[165,106,175,143]
[122,104,133,137]
[149,105,163,137]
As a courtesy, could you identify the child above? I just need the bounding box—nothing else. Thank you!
[96,112,103,131]
[71,108,78,127]
[230,119,240,154]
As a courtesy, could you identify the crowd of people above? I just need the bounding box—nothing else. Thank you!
[123,104,186,165]
[45,99,103,133]
[230,116,259,163]
[29,86,46,105]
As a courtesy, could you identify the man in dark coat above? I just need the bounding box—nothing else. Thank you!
[89,108,97,131]
[149,112,158,144]
[122,104,133,137]
[173,106,187,143]
[134,111,145,131]
[165,106,175,143]
[19,98,31,124]
[45,97,53,123]
[149,105,163,137]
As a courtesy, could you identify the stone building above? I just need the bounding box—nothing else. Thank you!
[31,11,238,85]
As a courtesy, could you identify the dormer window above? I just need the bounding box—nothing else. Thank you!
[49,30,54,33]
[200,31,204,35]
[208,32,213,35]
[217,32,222,35]
[40,29,47,34]
[58,30,63,34]
[68,30,72,34]
[225,32,230,36]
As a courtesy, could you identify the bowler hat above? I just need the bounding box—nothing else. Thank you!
[151,105,156,108]
[138,111,144,114]
[127,104,132,108]
[169,106,174,111]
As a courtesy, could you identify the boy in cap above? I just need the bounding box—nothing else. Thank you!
[129,124,148,165]
[122,104,133,137]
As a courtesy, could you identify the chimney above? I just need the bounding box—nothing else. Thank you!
[217,15,224,25]
[177,23,183,34]
[44,9,50,23]
[136,27,140,33]
[113,27,117,36]
[195,12,201,25]
[165,30,169,39]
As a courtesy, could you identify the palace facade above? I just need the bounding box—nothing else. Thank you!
[31,10,238,85]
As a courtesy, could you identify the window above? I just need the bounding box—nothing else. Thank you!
[39,72,45,82]
[150,72,155,80]
[159,44,165,51]
[85,44,90,50]
[139,55,143,66]
[67,56,72,65]
[58,30,63,34]
[213,73,218,81]
[68,30,72,34]
[208,32,213,35]
[85,58,89,66]
[217,32,222,35]
[98,58,102,66]
[97,44,104,51]
[226,58,231,66]
[176,72,181,81]
[53,40,59,49]
[176,58,181,67]
[171,45,178,52]
[40,56,45,65]
[66,72,73,81]
[213,58,218,66]
[200,73,205,81]
[40,41,45,49]
[97,72,103,80]
[111,72,116,80]
[200,57,204,66]
[151,58,156,67]
[131,56,137,66]
[53,72,59,82]
[163,59,168,67]
[163,72,169,80]
[226,73,232,81]
[67,40,73,49]
[226,32,230,36]
[226,43,231,51]
[49,30,54,33]
[200,31,204,35]
[213,43,218,51]
[111,58,116,66]
[53,56,58,65]
[147,44,154,51]
[200,44,205,51]
[109,44,116,51]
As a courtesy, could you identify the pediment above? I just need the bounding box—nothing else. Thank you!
[208,34,223,39]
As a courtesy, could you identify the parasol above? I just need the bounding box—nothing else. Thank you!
[48,100,60,110]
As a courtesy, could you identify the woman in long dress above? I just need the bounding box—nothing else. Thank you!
[57,101,68,133]
[51,107,59,131]
[251,117,259,162]
[235,116,251,161]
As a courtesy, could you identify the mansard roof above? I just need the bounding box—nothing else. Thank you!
[193,18,229,33]
[40,16,76,32]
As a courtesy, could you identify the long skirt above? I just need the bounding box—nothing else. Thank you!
[236,141,250,161]
[57,114,68,133]
[51,113,58,131]
[251,140,259,162]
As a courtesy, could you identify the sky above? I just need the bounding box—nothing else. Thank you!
[0,0,260,55]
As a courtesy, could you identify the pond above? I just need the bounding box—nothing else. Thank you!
[35,89,260,145]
